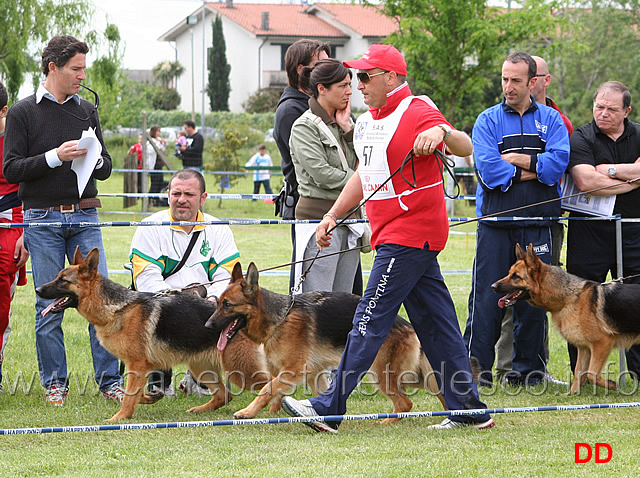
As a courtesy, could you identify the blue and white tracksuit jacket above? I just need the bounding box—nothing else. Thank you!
[464,97,569,384]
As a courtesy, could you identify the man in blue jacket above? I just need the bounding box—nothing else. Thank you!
[463,52,570,387]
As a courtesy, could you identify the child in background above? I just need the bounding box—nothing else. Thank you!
[175,130,187,159]
[245,144,273,200]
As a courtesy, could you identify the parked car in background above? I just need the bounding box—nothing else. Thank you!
[264,128,275,142]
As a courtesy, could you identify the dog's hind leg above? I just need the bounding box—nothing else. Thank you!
[372,352,414,425]
[185,365,231,413]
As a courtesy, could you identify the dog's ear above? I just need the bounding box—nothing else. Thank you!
[515,243,525,260]
[84,248,100,274]
[525,243,538,265]
[243,262,259,295]
[72,245,84,265]
[231,262,243,282]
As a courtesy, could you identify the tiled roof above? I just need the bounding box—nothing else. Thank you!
[206,3,347,38]
[309,3,397,37]
[205,2,396,38]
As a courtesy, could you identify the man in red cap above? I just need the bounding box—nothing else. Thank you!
[282,44,494,432]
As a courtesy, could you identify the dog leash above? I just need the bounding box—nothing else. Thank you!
[451,176,640,228]
[291,148,457,290]
[172,245,369,296]
[286,149,423,297]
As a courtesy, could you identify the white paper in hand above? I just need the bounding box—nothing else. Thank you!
[72,127,102,196]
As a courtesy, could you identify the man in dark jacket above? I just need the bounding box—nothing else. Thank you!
[273,39,330,217]
[273,40,331,290]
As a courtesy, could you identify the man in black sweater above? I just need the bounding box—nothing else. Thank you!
[3,35,123,406]
[180,120,204,170]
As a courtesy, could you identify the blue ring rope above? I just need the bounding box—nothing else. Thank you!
[1,402,639,436]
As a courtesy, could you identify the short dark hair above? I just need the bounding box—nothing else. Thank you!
[505,51,537,81]
[184,120,196,130]
[41,35,89,76]
[0,81,7,110]
[301,59,352,99]
[594,81,631,109]
[285,39,331,89]
[169,169,206,194]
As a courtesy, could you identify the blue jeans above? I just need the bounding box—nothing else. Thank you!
[311,243,490,426]
[24,207,121,391]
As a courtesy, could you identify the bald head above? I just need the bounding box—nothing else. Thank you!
[530,56,550,104]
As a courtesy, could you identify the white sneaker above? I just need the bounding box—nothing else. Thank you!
[429,417,495,430]
[543,372,569,387]
[164,384,177,398]
[178,372,212,396]
[281,397,338,433]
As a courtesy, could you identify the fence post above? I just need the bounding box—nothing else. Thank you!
[615,216,627,387]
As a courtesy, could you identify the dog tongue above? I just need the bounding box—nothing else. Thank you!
[498,296,507,309]
[41,297,67,317]
[217,323,232,351]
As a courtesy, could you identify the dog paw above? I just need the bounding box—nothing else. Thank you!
[380,417,402,425]
[233,407,257,419]
[268,401,282,414]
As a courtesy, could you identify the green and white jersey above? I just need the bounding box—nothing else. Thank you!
[130,209,240,297]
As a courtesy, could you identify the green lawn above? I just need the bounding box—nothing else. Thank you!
[0,171,637,477]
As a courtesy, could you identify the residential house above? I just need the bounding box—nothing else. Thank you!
[158,0,398,113]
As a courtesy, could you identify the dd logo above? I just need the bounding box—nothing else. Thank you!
[574,443,612,463]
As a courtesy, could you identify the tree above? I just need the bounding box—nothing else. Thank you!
[84,23,126,131]
[152,87,181,111]
[150,60,184,111]
[0,0,92,102]
[520,0,640,128]
[152,60,185,89]
[374,0,561,125]
[243,87,281,113]
[206,129,246,207]
[207,14,231,112]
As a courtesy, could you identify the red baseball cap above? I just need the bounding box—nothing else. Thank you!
[343,44,407,76]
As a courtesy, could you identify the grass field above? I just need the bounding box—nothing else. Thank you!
[0,170,638,477]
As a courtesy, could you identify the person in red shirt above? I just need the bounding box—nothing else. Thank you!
[282,45,493,433]
[128,135,144,193]
[0,81,29,392]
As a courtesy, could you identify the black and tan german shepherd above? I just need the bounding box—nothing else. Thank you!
[205,262,447,423]
[492,243,640,393]
[36,247,271,421]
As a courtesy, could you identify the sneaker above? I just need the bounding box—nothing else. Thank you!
[0,383,4,393]
[102,383,125,402]
[164,384,177,398]
[46,385,68,406]
[502,371,543,387]
[543,372,569,387]
[429,417,495,430]
[281,396,338,434]
[178,372,212,396]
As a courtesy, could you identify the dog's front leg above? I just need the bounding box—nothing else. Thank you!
[588,340,618,391]
[107,364,150,421]
[234,372,296,419]
[570,347,591,394]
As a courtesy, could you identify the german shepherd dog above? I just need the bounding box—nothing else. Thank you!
[205,262,447,423]
[36,247,271,421]
[492,243,640,393]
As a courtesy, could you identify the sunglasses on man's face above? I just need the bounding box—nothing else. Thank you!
[356,71,387,84]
